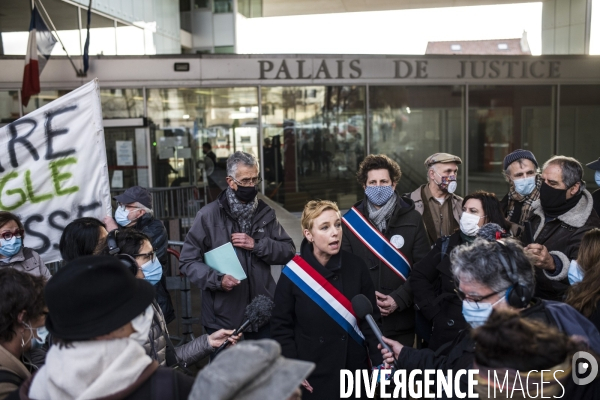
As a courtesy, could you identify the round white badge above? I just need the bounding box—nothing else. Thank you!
[390,235,405,249]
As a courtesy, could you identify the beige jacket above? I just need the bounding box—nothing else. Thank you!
[0,248,51,281]
[0,344,30,400]
[409,184,463,240]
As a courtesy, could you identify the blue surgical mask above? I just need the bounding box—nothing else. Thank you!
[115,206,131,227]
[514,176,537,196]
[0,237,22,257]
[24,323,48,349]
[568,260,584,285]
[141,258,163,285]
[365,185,395,206]
[595,171,600,187]
[462,295,505,328]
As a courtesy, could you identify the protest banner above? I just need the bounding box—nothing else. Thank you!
[0,79,111,263]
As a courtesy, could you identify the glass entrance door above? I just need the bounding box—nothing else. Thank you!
[104,127,151,189]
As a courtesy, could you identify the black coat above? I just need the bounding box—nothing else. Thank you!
[594,188,600,220]
[341,194,431,338]
[271,240,383,400]
[411,231,467,351]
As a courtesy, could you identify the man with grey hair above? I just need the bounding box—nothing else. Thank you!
[409,153,463,243]
[522,155,600,301]
[500,149,542,225]
[180,151,295,341]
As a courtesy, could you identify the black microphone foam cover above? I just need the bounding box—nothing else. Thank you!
[351,294,373,320]
[245,295,275,331]
[477,223,507,241]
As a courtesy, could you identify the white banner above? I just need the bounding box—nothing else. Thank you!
[0,79,111,263]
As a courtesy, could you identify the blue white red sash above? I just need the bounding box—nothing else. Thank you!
[342,206,411,281]
[282,255,365,346]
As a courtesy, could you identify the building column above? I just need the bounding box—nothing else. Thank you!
[542,0,592,54]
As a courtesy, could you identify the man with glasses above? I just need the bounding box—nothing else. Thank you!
[180,151,295,341]
[379,238,600,392]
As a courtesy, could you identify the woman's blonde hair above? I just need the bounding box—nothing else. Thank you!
[301,200,340,232]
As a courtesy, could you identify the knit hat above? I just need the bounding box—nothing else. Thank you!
[189,339,315,400]
[114,186,152,209]
[503,149,538,171]
[44,255,155,340]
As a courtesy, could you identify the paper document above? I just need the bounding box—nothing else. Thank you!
[204,242,247,281]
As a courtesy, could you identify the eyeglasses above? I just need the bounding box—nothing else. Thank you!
[133,250,157,263]
[1,229,24,241]
[229,176,263,187]
[454,287,508,309]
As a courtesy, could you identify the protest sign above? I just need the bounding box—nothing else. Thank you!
[0,79,111,263]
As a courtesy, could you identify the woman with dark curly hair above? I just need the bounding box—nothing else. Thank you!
[0,269,47,399]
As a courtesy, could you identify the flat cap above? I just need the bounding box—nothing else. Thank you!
[586,157,600,171]
[424,153,462,167]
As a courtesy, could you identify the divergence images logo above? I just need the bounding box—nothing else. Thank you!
[572,351,599,385]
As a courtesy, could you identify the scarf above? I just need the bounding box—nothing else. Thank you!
[543,191,583,219]
[506,175,541,225]
[226,187,258,235]
[367,193,397,232]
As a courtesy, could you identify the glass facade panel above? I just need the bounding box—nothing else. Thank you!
[261,86,366,211]
[147,87,258,193]
[0,91,20,125]
[468,86,554,197]
[100,89,144,119]
[23,90,71,115]
[105,127,150,189]
[559,85,600,192]
[370,86,464,196]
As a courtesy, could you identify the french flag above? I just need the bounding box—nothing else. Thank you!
[21,7,57,107]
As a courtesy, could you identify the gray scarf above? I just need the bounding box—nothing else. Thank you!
[367,194,397,232]
[226,187,258,234]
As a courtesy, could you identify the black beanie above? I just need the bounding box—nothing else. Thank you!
[45,255,155,340]
[503,149,538,171]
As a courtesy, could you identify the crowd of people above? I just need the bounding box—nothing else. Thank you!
[1,148,600,399]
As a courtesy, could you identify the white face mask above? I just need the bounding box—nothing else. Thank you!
[460,212,483,236]
[129,305,154,346]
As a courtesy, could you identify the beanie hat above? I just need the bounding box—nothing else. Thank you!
[503,149,538,171]
[45,255,155,340]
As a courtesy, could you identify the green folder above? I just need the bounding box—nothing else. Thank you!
[204,242,247,281]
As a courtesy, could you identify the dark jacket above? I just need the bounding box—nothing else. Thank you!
[523,190,600,301]
[180,190,295,331]
[594,188,600,219]
[411,231,466,350]
[341,194,431,337]
[271,240,383,400]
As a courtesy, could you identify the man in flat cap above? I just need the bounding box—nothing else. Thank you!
[408,153,463,243]
[586,157,600,217]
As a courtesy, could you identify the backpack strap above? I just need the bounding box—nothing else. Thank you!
[151,368,178,400]
[0,370,24,387]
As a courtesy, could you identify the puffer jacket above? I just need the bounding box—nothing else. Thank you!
[145,302,213,367]
[0,248,51,280]
[524,190,600,301]
[180,190,295,331]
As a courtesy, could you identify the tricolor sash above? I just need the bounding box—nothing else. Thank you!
[282,255,365,345]
[342,206,411,281]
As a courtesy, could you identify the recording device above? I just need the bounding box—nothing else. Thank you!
[476,223,510,241]
[213,295,274,356]
[523,221,535,245]
[351,294,396,367]
[106,229,120,255]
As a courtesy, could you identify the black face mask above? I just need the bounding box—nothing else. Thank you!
[234,185,258,203]
[540,181,567,210]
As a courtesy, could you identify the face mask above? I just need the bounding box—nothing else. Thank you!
[0,237,22,257]
[540,182,568,211]
[462,295,505,328]
[568,260,584,285]
[513,176,537,196]
[141,258,163,285]
[129,305,154,346]
[234,185,258,203]
[23,323,48,350]
[460,212,483,236]
[365,185,394,206]
[115,206,131,227]
[434,171,457,194]
[595,171,600,187]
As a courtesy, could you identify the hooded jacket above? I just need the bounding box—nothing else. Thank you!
[0,248,51,281]
[180,190,295,331]
[342,193,431,338]
[0,345,30,400]
[524,190,600,301]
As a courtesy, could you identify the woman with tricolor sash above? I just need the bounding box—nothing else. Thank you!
[271,200,383,400]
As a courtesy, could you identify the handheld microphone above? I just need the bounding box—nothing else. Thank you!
[351,294,395,365]
[477,223,510,241]
[213,295,274,356]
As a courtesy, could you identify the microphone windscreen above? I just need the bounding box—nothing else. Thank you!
[477,223,505,241]
[351,294,373,320]
[245,295,275,330]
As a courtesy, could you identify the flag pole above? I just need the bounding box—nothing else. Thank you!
[34,0,84,77]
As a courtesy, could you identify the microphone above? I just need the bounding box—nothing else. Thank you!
[477,223,510,241]
[213,295,274,356]
[351,294,395,365]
